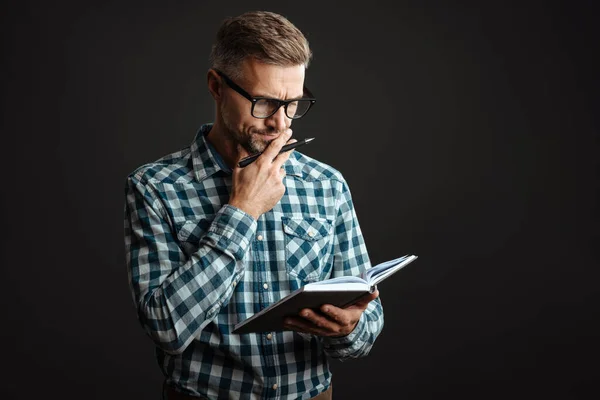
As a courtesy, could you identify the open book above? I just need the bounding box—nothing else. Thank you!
[232,254,418,334]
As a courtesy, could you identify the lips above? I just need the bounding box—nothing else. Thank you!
[255,132,280,139]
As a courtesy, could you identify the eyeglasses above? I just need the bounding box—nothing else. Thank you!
[215,69,316,119]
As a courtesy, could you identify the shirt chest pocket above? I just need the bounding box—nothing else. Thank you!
[282,216,334,283]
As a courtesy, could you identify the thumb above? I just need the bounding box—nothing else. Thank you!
[234,144,252,168]
[353,289,379,309]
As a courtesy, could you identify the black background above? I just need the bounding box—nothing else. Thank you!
[2,1,599,399]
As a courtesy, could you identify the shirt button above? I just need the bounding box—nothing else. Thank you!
[308,231,315,238]
[257,234,263,241]
[263,283,268,290]
[232,281,236,288]
[272,384,278,390]
[266,333,272,340]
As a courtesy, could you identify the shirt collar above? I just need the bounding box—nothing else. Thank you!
[191,123,303,183]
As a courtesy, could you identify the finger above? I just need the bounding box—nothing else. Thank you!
[271,137,297,169]
[284,316,310,332]
[319,304,347,325]
[258,129,293,162]
[300,310,347,336]
[301,308,334,327]
[233,143,252,170]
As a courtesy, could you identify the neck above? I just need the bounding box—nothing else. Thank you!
[206,120,244,169]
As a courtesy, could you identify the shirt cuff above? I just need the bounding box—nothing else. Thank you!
[322,312,367,356]
[203,204,257,260]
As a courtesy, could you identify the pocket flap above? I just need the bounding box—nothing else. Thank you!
[282,216,333,241]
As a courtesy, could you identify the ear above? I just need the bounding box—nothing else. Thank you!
[207,69,222,101]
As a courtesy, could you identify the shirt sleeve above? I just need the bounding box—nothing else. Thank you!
[123,172,257,355]
[321,178,384,360]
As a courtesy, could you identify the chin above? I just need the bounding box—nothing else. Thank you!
[240,137,262,154]
[247,132,274,153]
[250,139,270,154]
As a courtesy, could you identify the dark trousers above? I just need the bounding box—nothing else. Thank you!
[165,382,332,400]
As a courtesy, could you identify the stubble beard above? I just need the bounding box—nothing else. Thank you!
[220,105,273,155]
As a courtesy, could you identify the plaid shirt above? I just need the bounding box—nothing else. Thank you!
[123,124,384,399]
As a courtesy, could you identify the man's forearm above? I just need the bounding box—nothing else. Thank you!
[126,174,257,354]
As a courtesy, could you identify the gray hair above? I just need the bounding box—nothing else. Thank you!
[209,11,312,79]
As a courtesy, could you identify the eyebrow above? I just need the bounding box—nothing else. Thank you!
[253,91,305,100]
[217,70,309,100]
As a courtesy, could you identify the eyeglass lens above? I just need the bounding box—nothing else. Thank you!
[253,99,312,119]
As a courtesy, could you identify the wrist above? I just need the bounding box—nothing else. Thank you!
[228,200,259,220]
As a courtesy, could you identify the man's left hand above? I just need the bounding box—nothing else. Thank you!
[282,289,379,337]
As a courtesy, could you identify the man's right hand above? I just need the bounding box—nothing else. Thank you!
[228,130,295,220]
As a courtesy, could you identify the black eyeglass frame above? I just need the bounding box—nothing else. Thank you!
[214,69,316,119]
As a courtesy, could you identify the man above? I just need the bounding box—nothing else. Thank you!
[124,11,384,400]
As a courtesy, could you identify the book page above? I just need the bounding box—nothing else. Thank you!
[304,282,369,292]
[365,255,410,281]
[369,255,418,286]
[304,254,417,289]
[308,275,367,285]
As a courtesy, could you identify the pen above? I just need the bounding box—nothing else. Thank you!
[238,137,315,168]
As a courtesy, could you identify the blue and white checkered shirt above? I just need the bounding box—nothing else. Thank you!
[124,124,384,399]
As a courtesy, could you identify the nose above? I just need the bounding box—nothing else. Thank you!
[265,106,289,132]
